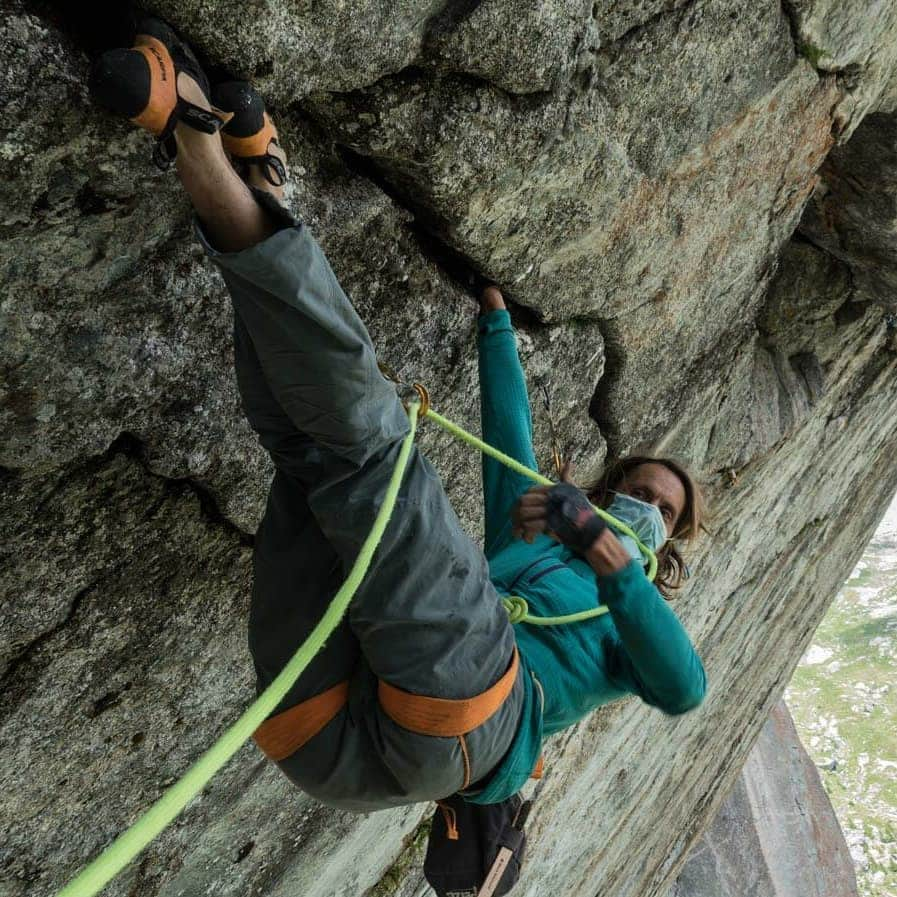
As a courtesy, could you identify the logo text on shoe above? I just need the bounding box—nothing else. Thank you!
[146,45,168,81]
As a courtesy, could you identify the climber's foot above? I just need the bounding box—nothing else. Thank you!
[92,21,277,255]
[212,81,288,201]
[90,17,231,169]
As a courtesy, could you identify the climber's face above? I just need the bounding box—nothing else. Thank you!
[616,463,686,537]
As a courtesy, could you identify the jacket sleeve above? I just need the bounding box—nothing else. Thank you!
[598,560,706,715]
[477,309,540,558]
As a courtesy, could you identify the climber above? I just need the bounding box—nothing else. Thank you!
[90,12,706,836]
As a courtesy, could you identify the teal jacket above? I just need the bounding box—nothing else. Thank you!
[467,310,706,805]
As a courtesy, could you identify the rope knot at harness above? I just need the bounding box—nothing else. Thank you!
[501,596,530,624]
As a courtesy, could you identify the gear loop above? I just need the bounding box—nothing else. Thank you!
[411,383,430,418]
[378,364,429,418]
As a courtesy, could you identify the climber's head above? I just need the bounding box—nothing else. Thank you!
[587,456,707,595]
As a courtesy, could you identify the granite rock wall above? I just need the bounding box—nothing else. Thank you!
[3,1,897,895]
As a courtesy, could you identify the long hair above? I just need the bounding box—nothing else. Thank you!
[585,456,708,598]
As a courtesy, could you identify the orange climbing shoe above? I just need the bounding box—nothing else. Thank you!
[211,82,288,187]
[90,18,231,169]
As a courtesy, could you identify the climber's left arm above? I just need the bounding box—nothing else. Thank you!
[477,289,540,558]
[586,534,707,715]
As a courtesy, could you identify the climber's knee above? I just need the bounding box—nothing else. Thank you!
[377,648,519,738]
[323,390,410,467]
[376,647,523,795]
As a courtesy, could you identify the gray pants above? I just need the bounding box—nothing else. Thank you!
[197,191,523,811]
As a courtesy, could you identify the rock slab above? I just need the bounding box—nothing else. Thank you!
[669,701,859,897]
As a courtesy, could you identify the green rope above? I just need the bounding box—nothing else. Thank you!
[56,405,421,897]
[502,595,610,626]
[424,409,556,488]
[423,408,658,582]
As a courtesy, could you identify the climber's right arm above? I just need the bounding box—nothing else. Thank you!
[593,553,707,716]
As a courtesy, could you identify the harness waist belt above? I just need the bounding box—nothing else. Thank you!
[253,680,349,761]
[378,648,519,737]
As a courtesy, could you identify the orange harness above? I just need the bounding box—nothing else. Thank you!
[253,647,542,784]
[378,648,519,737]
[252,681,349,762]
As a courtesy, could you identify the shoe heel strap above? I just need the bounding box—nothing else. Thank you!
[261,154,287,187]
[151,104,233,172]
[178,101,232,134]
[232,153,287,187]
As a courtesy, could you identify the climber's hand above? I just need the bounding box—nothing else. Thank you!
[480,285,506,313]
[510,462,590,546]
[584,527,632,576]
[543,482,607,554]
[511,485,553,543]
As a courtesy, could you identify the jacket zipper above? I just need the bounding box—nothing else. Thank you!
[508,556,552,593]
[528,563,567,585]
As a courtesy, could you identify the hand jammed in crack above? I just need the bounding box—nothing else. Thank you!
[479,285,507,314]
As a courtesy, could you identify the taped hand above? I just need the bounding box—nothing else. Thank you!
[511,462,606,554]
[544,483,607,553]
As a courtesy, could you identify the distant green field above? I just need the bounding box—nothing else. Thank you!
[786,505,897,897]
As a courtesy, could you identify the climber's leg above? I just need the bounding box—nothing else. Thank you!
[174,85,522,800]
[233,311,357,705]
[237,335,525,805]
[182,153,409,466]
[237,309,525,806]
[215,194,524,804]
[218,215,524,800]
